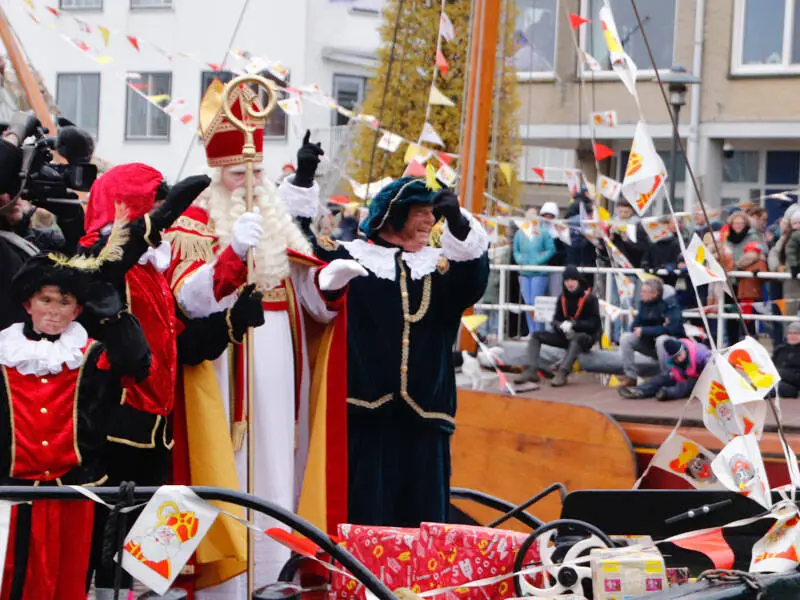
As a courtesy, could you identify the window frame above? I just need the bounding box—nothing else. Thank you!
[129,0,173,9]
[331,74,367,126]
[59,0,103,10]
[56,72,101,140]
[577,0,678,79]
[731,0,800,75]
[124,72,172,142]
[514,0,560,80]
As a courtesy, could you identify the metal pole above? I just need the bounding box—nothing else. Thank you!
[498,267,507,342]
[669,102,681,214]
[716,284,725,349]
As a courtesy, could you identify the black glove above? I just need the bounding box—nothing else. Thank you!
[148,174,211,234]
[3,112,40,145]
[229,283,265,340]
[293,130,324,189]
[83,280,125,322]
[433,188,470,240]
[0,139,22,196]
[792,265,800,279]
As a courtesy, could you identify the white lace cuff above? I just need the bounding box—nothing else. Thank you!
[441,208,489,262]
[278,176,321,219]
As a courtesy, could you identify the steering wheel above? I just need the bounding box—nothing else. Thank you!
[513,519,614,599]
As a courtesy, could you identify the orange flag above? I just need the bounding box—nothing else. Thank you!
[672,528,734,570]
[569,13,590,29]
[45,6,59,16]
[127,35,141,52]
[594,143,614,161]
[436,48,449,76]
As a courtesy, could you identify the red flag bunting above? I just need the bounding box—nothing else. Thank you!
[74,39,90,52]
[130,83,151,90]
[569,13,590,29]
[46,6,59,16]
[265,528,321,559]
[594,143,615,161]
[438,153,454,166]
[531,167,545,180]
[127,36,141,52]
[672,528,734,570]
[180,115,194,124]
[329,195,351,205]
[208,63,222,72]
[436,48,449,76]
[404,160,427,178]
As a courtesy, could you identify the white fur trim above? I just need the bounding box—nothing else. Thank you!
[341,240,444,281]
[441,209,489,262]
[278,177,321,219]
[176,262,237,319]
[0,322,88,376]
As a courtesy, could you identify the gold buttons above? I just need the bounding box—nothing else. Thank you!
[402,339,410,347]
[401,366,408,373]
[41,440,49,447]
[41,378,48,384]
[40,408,47,415]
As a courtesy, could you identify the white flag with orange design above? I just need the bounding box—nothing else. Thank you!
[684,234,729,291]
[621,121,667,216]
[751,503,800,573]
[649,433,723,490]
[718,336,780,405]
[711,434,772,510]
[599,5,638,99]
[598,175,622,201]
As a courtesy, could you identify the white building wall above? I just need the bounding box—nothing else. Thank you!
[2,0,381,182]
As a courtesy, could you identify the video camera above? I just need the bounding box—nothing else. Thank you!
[0,116,97,201]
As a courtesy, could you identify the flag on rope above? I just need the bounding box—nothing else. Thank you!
[377,131,403,152]
[599,4,639,99]
[404,143,432,165]
[127,35,141,52]
[648,433,723,490]
[684,233,729,287]
[583,51,602,72]
[436,48,449,76]
[429,85,455,107]
[403,159,427,178]
[593,143,614,161]
[498,163,513,185]
[564,168,583,195]
[97,26,111,47]
[436,163,458,187]
[598,175,622,201]
[751,504,800,573]
[439,12,455,42]
[718,337,780,405]
[568,13,590,29]
[622,121,667,216]
[591,110,618,127]
[711,433,772,510]
[420,122,445,147]
[425,163,443,191]
[278,98,302,116]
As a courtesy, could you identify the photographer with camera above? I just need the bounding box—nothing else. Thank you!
[0,112,96,330]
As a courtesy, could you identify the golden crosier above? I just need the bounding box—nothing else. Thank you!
[220,73,279,157]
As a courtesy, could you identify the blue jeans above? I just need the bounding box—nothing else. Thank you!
[519,274,549,333]
[637,373,696,400]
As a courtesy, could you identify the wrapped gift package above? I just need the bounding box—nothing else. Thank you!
[329,523,538,600]
[591,547,668,600]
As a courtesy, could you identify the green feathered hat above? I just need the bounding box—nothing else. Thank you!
[359,177,437,237]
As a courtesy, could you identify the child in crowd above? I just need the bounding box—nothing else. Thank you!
[619,337,711,401]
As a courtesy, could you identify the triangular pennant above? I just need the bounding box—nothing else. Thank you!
[420,122,445,147]
[45,6,59,16]
[179,114,194,125]
[499,163,513,185]
[593,143,614,161]
[436,48,449,76]
[27,11,40,24]
[23,0,34,8]
[683,234,728,287]
[404,143,432,165]
[207,63,222,72]
[425,163,443,191]
[74,17,91,33]
[583,51,602,72]
[439,12,455,42]
[462,314,489,333]
[531,167,545,181]
[127,35,141,52]
[438,152,455,166]
[568,13,590,29]
[429,85,455,107]
[436,163,457,187]
[622,121,667,216]
[404,159,427,178]
[265,528,320,559]
[598,175,622,201]
[672,528,734,570]
[98,26,110,47]
[377,131,403,152]
[278,98,302,116]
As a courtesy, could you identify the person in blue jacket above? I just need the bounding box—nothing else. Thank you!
[618,277,685,386]
[513,207,555,332]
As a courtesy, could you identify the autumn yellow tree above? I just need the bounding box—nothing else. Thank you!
[347,0,521,204]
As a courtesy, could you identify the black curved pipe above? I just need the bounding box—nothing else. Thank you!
[0,486,397,600]
[450,488,543,530]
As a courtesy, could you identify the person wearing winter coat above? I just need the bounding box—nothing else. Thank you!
[784,211,800,316]
[610,200,648,268]
[516,265,601,387]
[772,321,800,398]
[641,217,684,287]
[513,207,555,332]
[618,277,685,386]
[619,338,711,400]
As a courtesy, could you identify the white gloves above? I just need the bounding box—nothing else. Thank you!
[318,259,367,292]
[231,211,263,259]
[559,321,573,334]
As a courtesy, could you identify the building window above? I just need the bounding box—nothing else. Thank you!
[332,75,366,126]
[125,72,171,140]
[514,0,558,74]
[723,151,760,183]
[200,70,288,140]
[733,0,800,73]
[582,0,675,72]
[60,0,102,8]
[130,0,172,8]
[56,73,100,138]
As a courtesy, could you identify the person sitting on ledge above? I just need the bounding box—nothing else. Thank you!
[619,337,710,401]
[516,265,601,388]
[771,321,800,398]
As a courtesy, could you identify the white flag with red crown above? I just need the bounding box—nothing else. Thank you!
[599,4,638,99]
[622,121,667,216]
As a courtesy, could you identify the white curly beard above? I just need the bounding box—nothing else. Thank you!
[204,169,312,292]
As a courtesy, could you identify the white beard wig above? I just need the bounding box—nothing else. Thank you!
[204,167,313,292]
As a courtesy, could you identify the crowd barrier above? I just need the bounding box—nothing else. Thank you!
[475,264,800,349]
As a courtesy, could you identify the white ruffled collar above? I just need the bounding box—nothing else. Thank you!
[0,322,88,376]
[340,240,443,281]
